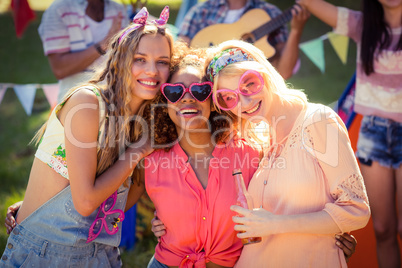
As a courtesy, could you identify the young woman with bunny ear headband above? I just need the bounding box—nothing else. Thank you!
[0,6,173,267]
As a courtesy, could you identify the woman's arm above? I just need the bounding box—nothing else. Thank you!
[296,0,338,28]
[273,4,310,80]
[124,164,146,212]
[59,89,152,216]
[231,206,341,237]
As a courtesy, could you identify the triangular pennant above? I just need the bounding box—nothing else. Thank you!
[300,38,325,73]
[10,0,36,38]
[14,84,37,115]
[327,32,349,64]
[42,83,60,109]
[0,85,8,105]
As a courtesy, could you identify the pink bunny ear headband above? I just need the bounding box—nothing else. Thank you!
[118,5,169,44]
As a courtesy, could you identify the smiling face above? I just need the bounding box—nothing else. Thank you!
[216,72,271,122]
[130,33,171,101]
[167,66,212,133]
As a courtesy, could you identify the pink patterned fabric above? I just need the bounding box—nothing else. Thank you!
[118,6,169,44]
[235,103,370,268]
[153,5,169,26]
[87,191,125,243]
[334,7,402,122]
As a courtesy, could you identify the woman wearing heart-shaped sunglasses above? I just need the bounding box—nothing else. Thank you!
[204,40,370,268]
[147,42,359,268]
[1,7,173,267]
[142,42,260,268]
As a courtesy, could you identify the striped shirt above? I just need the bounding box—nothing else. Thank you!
[334,7,402,122]
[38,0,128,101]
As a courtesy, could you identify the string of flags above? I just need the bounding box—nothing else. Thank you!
[0,32,350,116]
[0,83,59,116]
[299,32,350,73]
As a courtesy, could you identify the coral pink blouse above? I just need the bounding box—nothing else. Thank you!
[145,139,260,267]
[235,103,370,268]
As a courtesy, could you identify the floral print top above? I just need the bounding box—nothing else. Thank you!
[35,86,106,179]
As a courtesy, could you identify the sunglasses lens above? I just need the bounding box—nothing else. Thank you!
[104,196,115,212]
[239,71,263,95]
[91,219,102,235]
[163,85,184,103]
[191,84,212,102]
[216,91,238,110]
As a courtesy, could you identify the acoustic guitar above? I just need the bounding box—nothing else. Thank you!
[190,7,295,58]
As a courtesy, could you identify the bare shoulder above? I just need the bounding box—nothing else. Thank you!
[58,87,101,126]
[67,87,100,106]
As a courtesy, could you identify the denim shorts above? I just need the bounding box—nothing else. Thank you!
[147,255,169,268]
[356,115,402,169]
[0,224,122,268]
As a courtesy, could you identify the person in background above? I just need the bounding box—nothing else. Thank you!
[0,7,173,267]
[297,0,402,267]
[177,0,310,79]
[38,0,129,102]
[206,40,370,267]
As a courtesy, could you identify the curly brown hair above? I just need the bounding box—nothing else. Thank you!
[148,41,237,152]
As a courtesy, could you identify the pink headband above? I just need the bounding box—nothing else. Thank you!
[118,6,169,44]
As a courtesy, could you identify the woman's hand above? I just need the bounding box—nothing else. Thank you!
[127,130,155,162]
[151,211,166,242]
[290,4,310,34]
[5,201,22,234]
[231,205,349,239]
[231,206,276,238]
[336,233,357,262]
[100,11,124,51]
[231,204,357,262]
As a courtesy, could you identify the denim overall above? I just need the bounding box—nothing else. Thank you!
[0,183,130,268]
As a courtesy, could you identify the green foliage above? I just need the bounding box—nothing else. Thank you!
[0,0,360,265]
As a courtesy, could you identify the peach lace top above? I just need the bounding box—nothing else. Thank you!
[235,103,370,268]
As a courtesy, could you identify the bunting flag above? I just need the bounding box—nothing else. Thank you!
[13,84,37,115]
[327,32,349,64]
[0,32,352,116]
[42,83,59,109]
[10,0,36,38]
[300,37,325,73]
[0,84,9,105]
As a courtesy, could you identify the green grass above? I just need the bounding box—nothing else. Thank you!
[0,0,360,266]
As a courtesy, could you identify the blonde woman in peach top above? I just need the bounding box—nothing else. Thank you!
[205,40,370,267]
[150,42,360,267]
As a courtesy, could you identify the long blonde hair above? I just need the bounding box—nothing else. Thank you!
[32,24,174,178]
[206,40,307,107]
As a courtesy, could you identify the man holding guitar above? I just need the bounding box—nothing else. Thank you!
[178,0,309,79]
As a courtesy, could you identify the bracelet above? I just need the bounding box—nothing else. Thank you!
[94,43,106,55]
